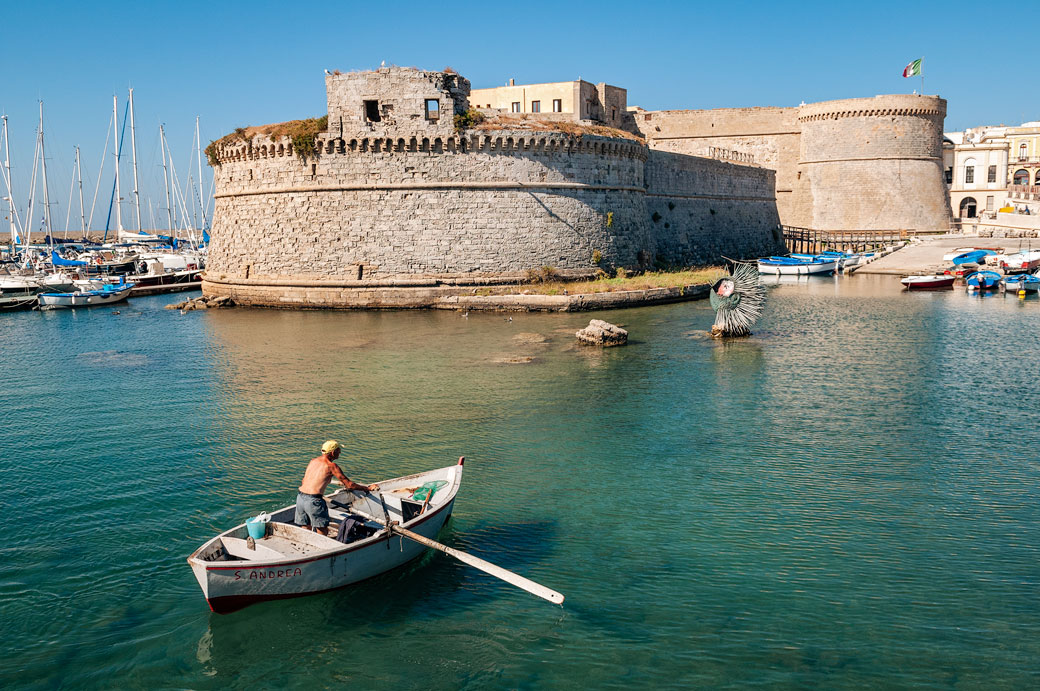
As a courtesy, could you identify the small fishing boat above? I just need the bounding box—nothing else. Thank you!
[900,275,956,290]
[965,270,1002,291]
[187,458,562,614]
[995,250,1040,274]
[37,280,134,308]
[1003,273,1040,293]
[757,256,837,275]
[951,250,997,266]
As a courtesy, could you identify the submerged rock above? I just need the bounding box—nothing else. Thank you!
[167,295,235,312]
[576,319,628,346]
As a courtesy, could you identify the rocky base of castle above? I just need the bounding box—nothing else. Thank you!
[201,274,709,312]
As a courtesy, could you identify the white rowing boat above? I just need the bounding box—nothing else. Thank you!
[187,458,563,613]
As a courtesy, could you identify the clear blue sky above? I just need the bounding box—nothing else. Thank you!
[2,0,1037,233]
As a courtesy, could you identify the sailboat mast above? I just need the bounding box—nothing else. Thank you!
[129,87,142,231]
[159,124,173,232]
[113,94,123,232]
[76,146,86,235]
[195,116,208,229]
[2,115,21,246]
[39,102,53,245]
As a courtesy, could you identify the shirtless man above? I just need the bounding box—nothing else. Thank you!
[295,440,379,536]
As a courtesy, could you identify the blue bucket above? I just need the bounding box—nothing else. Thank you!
[245,517,266,539]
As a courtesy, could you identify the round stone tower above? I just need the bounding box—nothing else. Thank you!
[797,95,951,232]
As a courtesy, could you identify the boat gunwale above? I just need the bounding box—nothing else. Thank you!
[188,464,460,570]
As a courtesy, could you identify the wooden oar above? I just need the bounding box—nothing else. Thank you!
[343,502,565,605]
[388,522,565,605]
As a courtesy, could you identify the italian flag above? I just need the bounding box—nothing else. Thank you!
[903,58,922,78]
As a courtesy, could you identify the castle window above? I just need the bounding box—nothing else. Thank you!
[964,166,974,184]
[364,100,381,122]
[531,100,540,113]
[945,167,953,184]
[612,108,616,121]
[425,99,440,120]
[988,165,997,183]
[552,99,562,113]
[511,102,521,113]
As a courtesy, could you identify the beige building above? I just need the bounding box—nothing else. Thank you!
[942,126,1009,219]
[469,78,627,128]
[1006,122,1040,188]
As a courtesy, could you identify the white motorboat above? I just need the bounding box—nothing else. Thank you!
[38,281,134,308]
[900,274,956,290]
[757,256,838,275]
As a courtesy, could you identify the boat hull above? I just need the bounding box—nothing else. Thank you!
[901,275,955,290]
[757,258,837,275]
[38,285,133,308]
[188,462,463,613]
[197,499,455,614]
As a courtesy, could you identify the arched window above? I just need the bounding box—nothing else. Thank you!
[1019,143,1028,160]
[1035,170,1040,185]
[963,158,976,185]
[959,197,977,218]
[1014,169,1030,185]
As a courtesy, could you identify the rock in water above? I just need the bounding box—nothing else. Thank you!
[576,319,628,346]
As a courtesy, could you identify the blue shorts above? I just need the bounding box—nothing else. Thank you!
[294,492,329,528]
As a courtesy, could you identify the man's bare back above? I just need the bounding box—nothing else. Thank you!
[299,447,379,496]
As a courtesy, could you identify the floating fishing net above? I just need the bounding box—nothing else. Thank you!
[710,262,766,337]
[412,480,448,502]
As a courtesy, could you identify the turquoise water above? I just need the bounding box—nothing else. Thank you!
[2,276,1039,689]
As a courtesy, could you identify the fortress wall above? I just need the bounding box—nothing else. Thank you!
[797,95,952,231]
[208,132,654,280]
[645,150,784,263]
[632,107,809,227]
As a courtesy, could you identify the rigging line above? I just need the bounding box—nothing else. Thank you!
[104,99,130,241]
[87,110,114,232]
[1,120,25,237]
[63,148,77,236]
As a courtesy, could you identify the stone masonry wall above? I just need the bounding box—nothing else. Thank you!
[645,150,784,263]
[797,95,951,231]
[209,131,653,279]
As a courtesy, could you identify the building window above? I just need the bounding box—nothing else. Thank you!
[612,108,616,121]
[424,99,439,120]
[1014,169,1030,185]
[364,100,381,122]
[945,167,953,184]
[965,166,974,184]
[986,195,995,211]
[1020,143,1028,160]
[552,99,562,113]
[511,102,521,113]
[530,100,540,113]
[988,165,997,183]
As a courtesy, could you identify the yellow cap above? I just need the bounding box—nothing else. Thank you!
[321,440,341,454]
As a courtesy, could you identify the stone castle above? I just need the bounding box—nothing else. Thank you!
[203,67,950,308]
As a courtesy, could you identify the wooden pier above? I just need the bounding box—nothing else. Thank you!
[781,226,907,254]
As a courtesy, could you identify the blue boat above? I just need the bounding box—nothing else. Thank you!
[965,270,1002,291]
[1003,274,1040,293]
[757,256,837,275]
[952,250,996,266]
